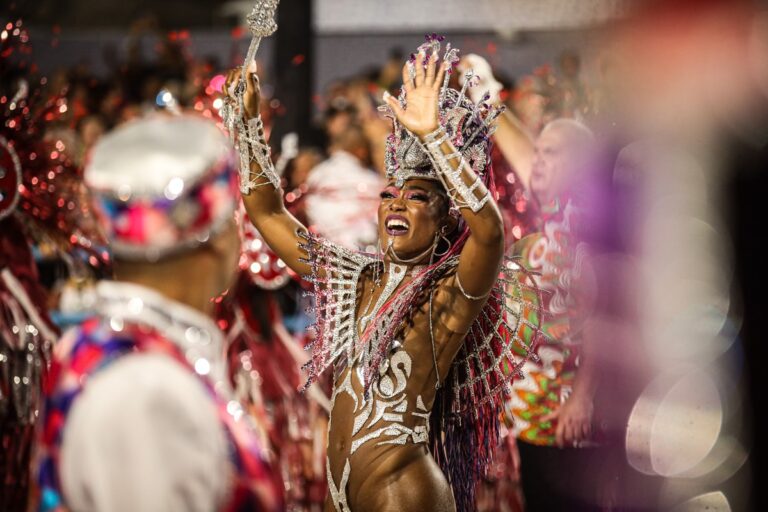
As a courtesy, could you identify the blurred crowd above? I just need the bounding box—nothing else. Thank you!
[3,0,767,510]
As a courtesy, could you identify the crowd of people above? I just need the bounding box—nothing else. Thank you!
[3,1,766,510]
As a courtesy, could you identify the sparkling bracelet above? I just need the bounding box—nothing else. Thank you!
[423,126,450,146]
[455,272,491,301]
[222,87,280,194]
[239,116,280,193]
[421,126,490,213]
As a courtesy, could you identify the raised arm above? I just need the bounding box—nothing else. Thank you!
[458,54,536,192]
[494,110,536,188]
[223,68,311,276]
[384,50,504,309]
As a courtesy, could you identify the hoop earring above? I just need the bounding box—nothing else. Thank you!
[433,225,452,257]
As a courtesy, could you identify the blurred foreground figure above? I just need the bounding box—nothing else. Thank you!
[36,115,281,512]
[606,2,768,510]
[1,20,106,511]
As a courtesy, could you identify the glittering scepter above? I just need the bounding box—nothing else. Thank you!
[222,0,281,193]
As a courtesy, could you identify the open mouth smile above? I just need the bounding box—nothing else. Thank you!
[385,215,410,236]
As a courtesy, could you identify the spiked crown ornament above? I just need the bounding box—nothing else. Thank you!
[379,36,505,189]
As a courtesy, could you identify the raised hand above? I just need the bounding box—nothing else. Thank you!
[384,49,447,138]
[224,62,261,120]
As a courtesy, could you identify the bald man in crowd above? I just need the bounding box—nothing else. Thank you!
[461,54,602,511]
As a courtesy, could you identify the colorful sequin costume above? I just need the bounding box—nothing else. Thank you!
[507,198,592,446]
[35,114,282,511]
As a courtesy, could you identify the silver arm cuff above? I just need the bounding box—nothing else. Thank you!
[222,88,280,194]
[421,126,490,213]
[239,116,280,193]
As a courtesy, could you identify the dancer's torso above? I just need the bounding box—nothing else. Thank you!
[324,269,463,512]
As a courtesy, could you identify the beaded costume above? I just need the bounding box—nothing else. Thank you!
[223,2,539,500]
[225,19,546,508]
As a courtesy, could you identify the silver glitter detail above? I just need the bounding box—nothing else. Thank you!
[331,347,431,456]
[299,231,376,382]
[222,112,280,194]
[358,262,407,346]
[327,458,351,512]
[455,271,491,301]
[446,256,545,414]
[221,0,281,194]
[245,0,279,39]
[379,40,504,194]
[422,125,490,213]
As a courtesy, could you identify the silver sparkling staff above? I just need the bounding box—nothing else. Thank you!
[222,0,281,193]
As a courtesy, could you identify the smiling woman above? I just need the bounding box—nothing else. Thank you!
[225,36,545,512]
[379,180,454,260]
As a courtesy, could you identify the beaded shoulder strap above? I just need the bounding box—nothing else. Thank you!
[297,231,377,389]
[448,255,545,415]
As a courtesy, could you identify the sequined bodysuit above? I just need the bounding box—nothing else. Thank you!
[322,263,457,512]
[299,233,540,512]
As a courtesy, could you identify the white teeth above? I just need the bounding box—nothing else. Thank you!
[386,219,409,230]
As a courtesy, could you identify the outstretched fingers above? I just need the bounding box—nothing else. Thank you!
[424,49,437,86]
[414,50,426,87]
[433,59,447,92]
[401,61,414,92]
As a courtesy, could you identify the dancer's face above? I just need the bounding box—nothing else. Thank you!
[378,178,449,264]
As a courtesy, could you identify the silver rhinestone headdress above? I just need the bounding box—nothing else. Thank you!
[379,38,505,188]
